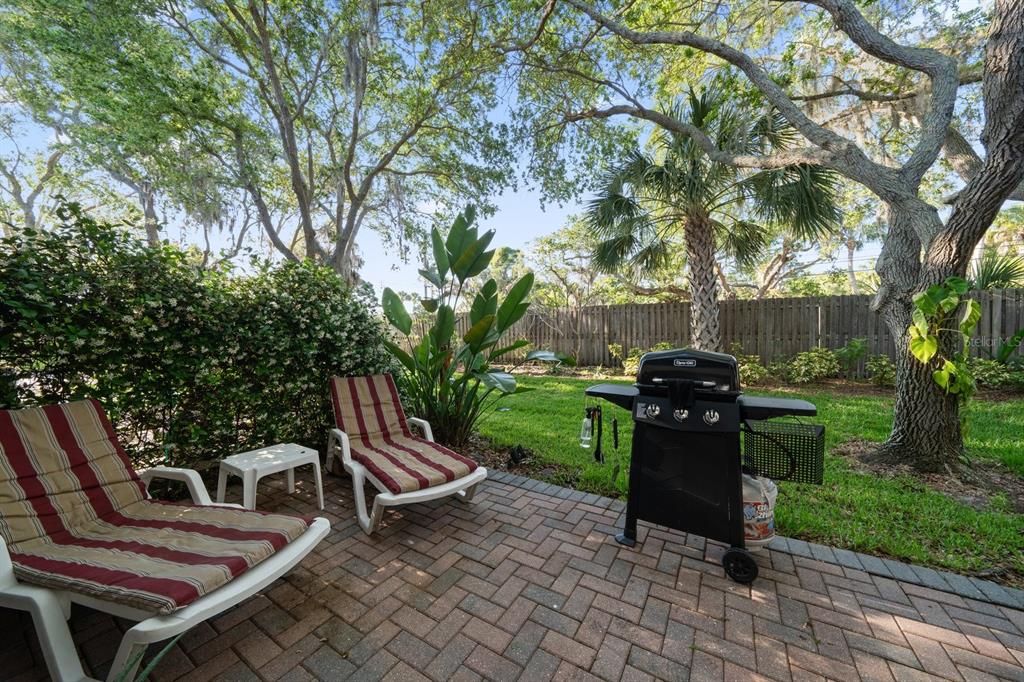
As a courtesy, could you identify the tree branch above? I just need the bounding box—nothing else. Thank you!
[563,105,833,168]
[797,0,960,186]
[558,0,904,198]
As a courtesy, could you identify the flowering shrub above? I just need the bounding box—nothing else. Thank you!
[0,202,393,469]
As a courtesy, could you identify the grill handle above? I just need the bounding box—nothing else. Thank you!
[651,377,717,388]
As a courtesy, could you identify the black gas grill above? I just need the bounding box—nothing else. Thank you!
[586,348,822,583]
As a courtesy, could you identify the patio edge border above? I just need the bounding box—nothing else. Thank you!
[485,470,1024,611]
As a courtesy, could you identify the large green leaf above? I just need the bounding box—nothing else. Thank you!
[381,288,411,335]
[959,299,981,335]
[909,333,938,364]
[470,279,498,325]
[384,339,416,371]
[933,363,953,391]
[431,227,449,278]
[997,328,1024,363]
[490,338,530,359]
[913,290,938,317]
[451,231,495,283]
[418,268,443,289]
[938,295,960,314]
[464,240,497,279]
[445,209,474,261]
[496,273,534,331]
[946,276,969,295]
[476,370,515,393]
[525,349,575,366]
[414,335,432,366]
[463,314,495,349]
[911,308,929,337]
[431,304,456,349]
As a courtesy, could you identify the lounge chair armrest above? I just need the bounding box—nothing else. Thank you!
[0,535,13,588]
[328,428,353,466]
[407,417,434,442]
[139,466,214,506]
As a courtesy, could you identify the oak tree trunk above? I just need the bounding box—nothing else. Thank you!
[685,214,721,351]
[874,0,1024,472]
[877,299,963,471]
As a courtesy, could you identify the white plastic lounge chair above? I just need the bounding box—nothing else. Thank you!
[327,374,487,534]
[0,399,330,682]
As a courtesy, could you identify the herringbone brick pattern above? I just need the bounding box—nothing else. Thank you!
[3,471,1023,681]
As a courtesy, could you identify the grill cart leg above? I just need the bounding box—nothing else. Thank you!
[722,547,758,583]
[615,527,636,547]
[616,445,642,547]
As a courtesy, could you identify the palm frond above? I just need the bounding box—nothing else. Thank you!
[970,251,1024,290]
[586,191,645,236]
[630,237,673,273]
[717,219,770,267]
[752,110,797,152]
[741,164,841,240]
[592,232,641,272]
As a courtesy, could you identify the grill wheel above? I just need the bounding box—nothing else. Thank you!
[722,547,759,583]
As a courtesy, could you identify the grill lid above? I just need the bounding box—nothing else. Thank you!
[636,348,741,395]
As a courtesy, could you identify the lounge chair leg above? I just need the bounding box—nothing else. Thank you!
[107,628,148,682]
[325,435,343,476]
[460,483,479,502]
[351,467,373,532]
[368,497,385,534]
[7,587,89,682]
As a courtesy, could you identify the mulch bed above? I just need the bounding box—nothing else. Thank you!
[835,438,1024,514]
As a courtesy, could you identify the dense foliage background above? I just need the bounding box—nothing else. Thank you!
[0,203,394,469]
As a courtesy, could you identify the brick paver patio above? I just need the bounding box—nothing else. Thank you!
[3,469,1024,681]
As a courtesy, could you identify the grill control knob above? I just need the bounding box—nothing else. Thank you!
[645,403,661,419]
[673,409,689,422]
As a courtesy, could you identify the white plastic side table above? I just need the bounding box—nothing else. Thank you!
[216,443,324,511]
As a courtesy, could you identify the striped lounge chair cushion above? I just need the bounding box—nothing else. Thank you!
[0,400,311,615]
[330,374,478,495]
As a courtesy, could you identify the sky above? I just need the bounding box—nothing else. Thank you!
[358,187,582,297]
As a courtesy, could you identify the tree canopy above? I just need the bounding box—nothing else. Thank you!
[0,0,519,276]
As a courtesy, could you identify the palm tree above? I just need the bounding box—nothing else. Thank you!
[587,86,841,351]
[969,250,1024,290]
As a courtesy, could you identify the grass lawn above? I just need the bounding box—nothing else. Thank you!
[476,374,1024,582]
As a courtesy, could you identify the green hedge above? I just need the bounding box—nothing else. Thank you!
[0,203,393,469]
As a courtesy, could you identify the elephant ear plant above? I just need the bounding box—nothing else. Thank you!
[381,207,564,447]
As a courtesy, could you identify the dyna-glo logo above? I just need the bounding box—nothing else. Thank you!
[673,359,697,367]
[703,409,720,426]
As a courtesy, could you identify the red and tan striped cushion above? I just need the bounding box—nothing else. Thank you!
[330,375,478,495]
[0,400,311,614]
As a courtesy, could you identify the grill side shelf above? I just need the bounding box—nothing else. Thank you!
[585,383,638,410]
[737,395,817,420]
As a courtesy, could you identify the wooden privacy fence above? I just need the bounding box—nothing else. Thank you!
[462,289,1024,376]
